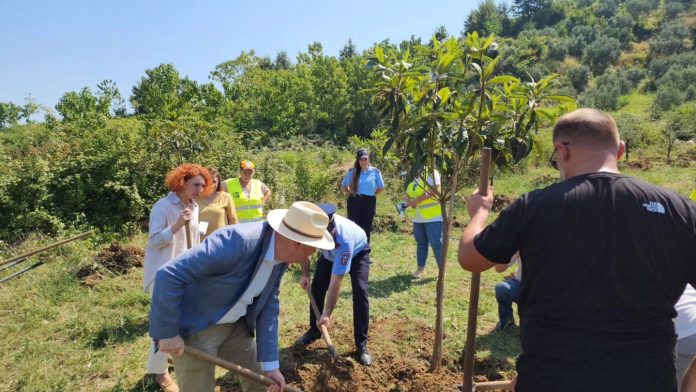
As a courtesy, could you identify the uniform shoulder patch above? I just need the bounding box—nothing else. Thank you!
[340,252,351,265]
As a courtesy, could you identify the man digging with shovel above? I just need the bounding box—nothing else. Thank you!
[295,204,373,366]
[150,201,335,392]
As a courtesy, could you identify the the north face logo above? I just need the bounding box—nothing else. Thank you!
[642,201,665,214]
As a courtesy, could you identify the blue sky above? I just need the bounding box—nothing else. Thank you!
[0,0,476,113]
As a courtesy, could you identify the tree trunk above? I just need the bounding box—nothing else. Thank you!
[429,199,452,372]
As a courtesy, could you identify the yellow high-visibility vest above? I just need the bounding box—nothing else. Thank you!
[406,177,442,220]
[690,189,696,202]
[227,178,264,223]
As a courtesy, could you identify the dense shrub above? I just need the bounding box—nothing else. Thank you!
[583,36,622,74]
[649,21,694,57]
[567,65,591,92]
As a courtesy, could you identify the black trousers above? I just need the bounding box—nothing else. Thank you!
[347,194,376,243]
[309,247,371,350]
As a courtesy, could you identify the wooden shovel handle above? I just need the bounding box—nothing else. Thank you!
[304,286,337,353]
[184,346,302,392]
[184,220,192,249]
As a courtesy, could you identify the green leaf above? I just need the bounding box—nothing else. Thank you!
[544,95,576,103]
[437,87,452,106]
[483,57,499,80]
[375,46,385,64]
[489,75,519,85]
[470,62,482,76]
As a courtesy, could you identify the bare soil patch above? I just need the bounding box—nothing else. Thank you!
[216,317,512,391]
[76,242,144,286]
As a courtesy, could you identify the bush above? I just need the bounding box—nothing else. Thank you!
[567,65,591,92]
[568,25,597,57]
[648,52,696,82]
[579,70,632,110]
[649,21,693,57]
[583,36,622,74]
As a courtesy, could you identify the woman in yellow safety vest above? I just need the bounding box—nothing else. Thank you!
[221,160,272,223]
[405,170,443,279]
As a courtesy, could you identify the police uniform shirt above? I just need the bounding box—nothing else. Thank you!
[320,215,368,275]
[341,166,385,196]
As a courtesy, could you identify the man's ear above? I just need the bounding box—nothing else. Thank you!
[617,140,626,160]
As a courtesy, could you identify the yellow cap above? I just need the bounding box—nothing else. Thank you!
[240,160,255,170]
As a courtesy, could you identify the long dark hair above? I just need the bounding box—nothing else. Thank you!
[350,149,368,195]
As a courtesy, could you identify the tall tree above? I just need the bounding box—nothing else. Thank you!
[0,102,22,129]
[130,63,182,117]
[463,0,507,37]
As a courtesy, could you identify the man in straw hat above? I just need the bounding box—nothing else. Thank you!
[150,201,335,392]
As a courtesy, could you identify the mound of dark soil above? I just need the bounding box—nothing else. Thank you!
[372,215,410,234]
[625,159,653,170]
[76,242,144,286]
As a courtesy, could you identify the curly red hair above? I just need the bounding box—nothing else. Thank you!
[165,163,214,196]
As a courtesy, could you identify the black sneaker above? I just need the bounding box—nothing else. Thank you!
[294,329,321,345]
[358,349,372,366]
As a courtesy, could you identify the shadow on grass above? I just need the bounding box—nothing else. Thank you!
[90,317,149,349]
[456,326,521,381]
[360,273,434,299]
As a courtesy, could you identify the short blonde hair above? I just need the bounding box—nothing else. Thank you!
[553,108,620,149]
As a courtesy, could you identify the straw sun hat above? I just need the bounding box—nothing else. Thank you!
[267,201,335,250]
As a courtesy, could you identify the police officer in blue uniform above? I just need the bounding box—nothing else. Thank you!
[295,204,373,366]
[340,149,384,243]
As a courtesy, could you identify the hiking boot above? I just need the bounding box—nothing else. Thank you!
[294,329,321,345]
[412,267,424,279]
[358,348,372,366]
[495,318,514,332]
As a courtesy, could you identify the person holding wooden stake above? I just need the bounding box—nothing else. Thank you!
[151,201,334,392]
[458,108,696,392]
[295,203,373,366]
[143,163,212,392]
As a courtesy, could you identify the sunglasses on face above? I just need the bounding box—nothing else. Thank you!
[359,157,369,161]
[548,142,570,170]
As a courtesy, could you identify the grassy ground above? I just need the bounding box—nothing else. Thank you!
[1,149,695,391]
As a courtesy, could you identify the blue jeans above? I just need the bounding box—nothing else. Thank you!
[413,221,443,268]
[495,278,521,322]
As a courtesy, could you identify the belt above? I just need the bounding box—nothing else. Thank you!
[352,194,375,198]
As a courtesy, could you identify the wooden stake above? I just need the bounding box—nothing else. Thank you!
[0,231,94,268]
[461,148,492,392]
[184,221,192,249]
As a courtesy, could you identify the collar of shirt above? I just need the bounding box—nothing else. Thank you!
[264,233,278,264]
[360,165,374,173]
[166,191,198,209]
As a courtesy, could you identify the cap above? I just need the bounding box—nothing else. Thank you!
[240,160,255,170]
[356,149,369,159]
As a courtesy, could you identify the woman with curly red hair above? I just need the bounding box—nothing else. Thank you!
[143,163,212,392]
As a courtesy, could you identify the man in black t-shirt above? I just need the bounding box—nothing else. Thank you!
[458,108,696,392]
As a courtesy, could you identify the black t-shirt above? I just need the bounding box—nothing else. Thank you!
[475,172,696,392]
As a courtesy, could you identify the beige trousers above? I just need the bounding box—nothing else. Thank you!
[147,282,169,374]
[172,322,265,392]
